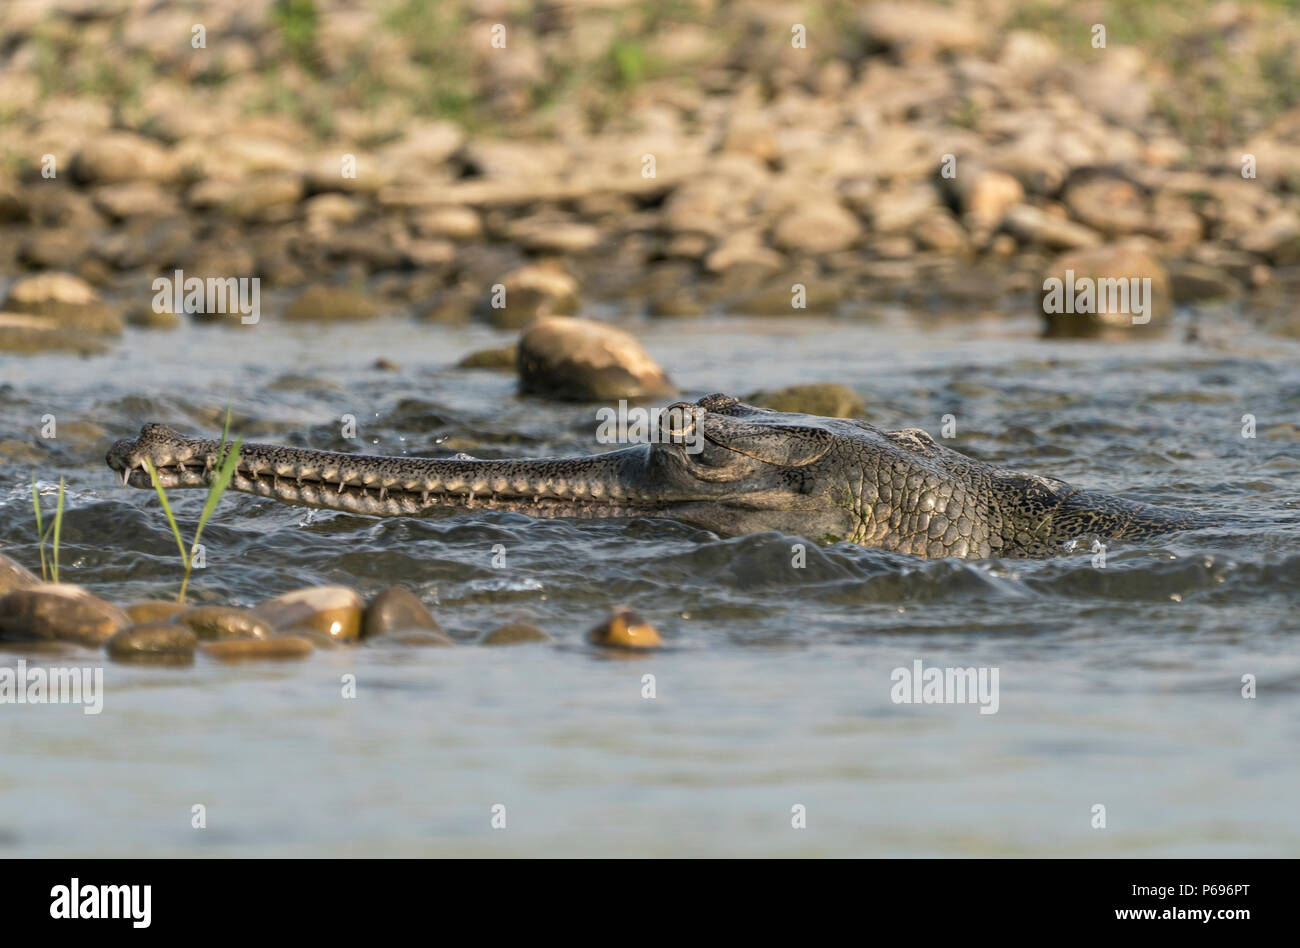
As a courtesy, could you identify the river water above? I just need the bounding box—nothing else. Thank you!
[1,305,1297,856]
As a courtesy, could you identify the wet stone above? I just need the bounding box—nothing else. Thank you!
[123,600,188,624]
[105,622,197,665]
[589,609,663,649]
[361,586,449,643]
[457,345,517,370]
[3,272,124,335]
[480,622,552,646]
[476,262,580,329]
[0,584,129,647]
[0,552,40,596]
[252,586,363,645]
[748,383,866,418]
[517,315,676,402]
[176,606,273,641]
[201,636,314,662]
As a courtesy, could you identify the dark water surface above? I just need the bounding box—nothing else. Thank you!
[1,307,1297,856]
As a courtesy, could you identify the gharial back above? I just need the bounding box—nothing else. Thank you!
[811,418,1207,558]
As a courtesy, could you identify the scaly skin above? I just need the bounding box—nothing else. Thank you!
[106,393,1207,559]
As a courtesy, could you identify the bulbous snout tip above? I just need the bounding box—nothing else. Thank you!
[105,438,133,471]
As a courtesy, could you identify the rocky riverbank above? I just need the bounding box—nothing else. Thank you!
[4,0,1300,356]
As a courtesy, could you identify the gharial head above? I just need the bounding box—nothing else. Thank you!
[647,393,839,486]
[635,393,1006,554]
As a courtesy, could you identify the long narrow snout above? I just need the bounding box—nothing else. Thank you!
[107,423,660,518]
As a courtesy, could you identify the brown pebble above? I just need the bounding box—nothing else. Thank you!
[123,599,187,624]
[105,621,197,664]
[456,345,516,370]
[0,583,129,646]
[176,606,273,641]
[201,636,315,662]
[589,609,662,649]
[361,586,449,643]
[251,586,362,645]
[0,552,40,596]
[479,622,551,646]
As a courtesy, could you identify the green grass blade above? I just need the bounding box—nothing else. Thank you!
[144,458,190,570]
[51,477,65,584]
[31,476,47,582]
[182,410,239,603]
[194,436,241,552]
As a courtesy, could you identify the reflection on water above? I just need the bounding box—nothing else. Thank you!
[1,309,1298,855]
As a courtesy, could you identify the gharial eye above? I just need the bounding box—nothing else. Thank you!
[657,402,700,444]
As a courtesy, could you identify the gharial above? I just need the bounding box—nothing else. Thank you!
[106,393,1209,559]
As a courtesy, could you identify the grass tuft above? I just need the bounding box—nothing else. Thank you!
[145,409,243,602]
[31,475,67,583]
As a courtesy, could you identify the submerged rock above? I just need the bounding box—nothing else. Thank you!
[201,636,314,662]
[251,586,363,645]
[0,584,129,646]
[123,600,188,624]
[588,609,662,649]
[480,622,551,646]
[517,315,676,402]
[748,383,865,418]
[176,606,274,641]
[105,622,197,664]
[361,586,450,644]
[457,344,517,370]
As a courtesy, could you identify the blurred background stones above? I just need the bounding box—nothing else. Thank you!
[3,0,1300,350]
